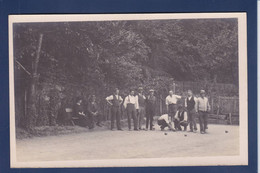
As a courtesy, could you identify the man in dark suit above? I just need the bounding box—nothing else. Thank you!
[74,97,88,127]
[185,90,198,132]
[87,95,102,129]
[146,89,156,130]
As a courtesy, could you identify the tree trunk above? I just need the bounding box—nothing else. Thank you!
[26,34,43,131]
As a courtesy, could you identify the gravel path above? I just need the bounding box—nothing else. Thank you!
[16,124,239,162]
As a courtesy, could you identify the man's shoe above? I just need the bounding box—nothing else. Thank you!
[118,129,123,131]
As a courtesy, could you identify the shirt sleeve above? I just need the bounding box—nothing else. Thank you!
[165,115,170,124]
[184,112,188,121]
[176,95,182,99]
[165,96,169,105]
[184,98,187,107]
[123,96,128,108]
[174,111,179,119]
[106,95,113,101]
[135,96,139,109]
[119,96,123,102]
[194,97,198,112]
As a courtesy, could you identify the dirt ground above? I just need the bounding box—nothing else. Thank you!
[16,124,239,162]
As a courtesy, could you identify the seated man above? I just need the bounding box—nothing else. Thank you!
[174,105,188,131]
[73,97,88,127]
[87,95,102,129]
[157,114,175,131]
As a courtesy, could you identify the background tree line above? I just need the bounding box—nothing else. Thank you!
[13,18,239,129]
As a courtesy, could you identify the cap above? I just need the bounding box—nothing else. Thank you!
[138,87,144,90]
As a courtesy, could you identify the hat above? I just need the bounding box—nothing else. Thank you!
[149,89,155,92]
[200,90,206,94]
[138,87,144,90]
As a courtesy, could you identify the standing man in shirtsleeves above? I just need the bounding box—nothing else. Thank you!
[166,90,182,122]
[137,87,146,130]
[106,88,123,131]
[185,90,198,132]
[146,89,156,130]
[196,90,211,134]
[123,90,139,131]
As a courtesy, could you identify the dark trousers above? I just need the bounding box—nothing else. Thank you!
[174,119,187,131]
[88,113,101,129]
[111,106,121,130]
[77,114,88,127]
[137,106,145,129]
[158,119,168,130]
[168,104,177,121]
[198,111,208,132]
[187,109,197,131]
[146,107,155,130]
[126,104,137,130]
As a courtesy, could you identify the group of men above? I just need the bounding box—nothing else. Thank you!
[105,87,156,131]
[74,87,211,134]
[158,89,211,134]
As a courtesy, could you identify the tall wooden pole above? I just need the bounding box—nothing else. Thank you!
[26,34,43,131]
[173,82,176,94]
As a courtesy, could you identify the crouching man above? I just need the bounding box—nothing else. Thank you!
[174,105,188,131]
[157,114,175,131]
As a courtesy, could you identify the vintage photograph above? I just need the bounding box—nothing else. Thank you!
[9,13,248,167]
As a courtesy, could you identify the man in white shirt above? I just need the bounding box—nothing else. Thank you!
[106,88,123,131]
[166,90,182,122]
[174,105,188,131]
[196,90,211,134]
[123,90,139,131]
[157,114,175,131]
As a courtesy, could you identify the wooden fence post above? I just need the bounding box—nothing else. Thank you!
[211,97,214,114]
[217,96,220,115]
[159,94,162,115]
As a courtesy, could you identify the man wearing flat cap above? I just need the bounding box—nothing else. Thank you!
[145,89,156,130]
[137,87,146,130]
[196,90,211,134]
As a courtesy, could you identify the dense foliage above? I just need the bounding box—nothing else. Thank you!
[13,18,239,128]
